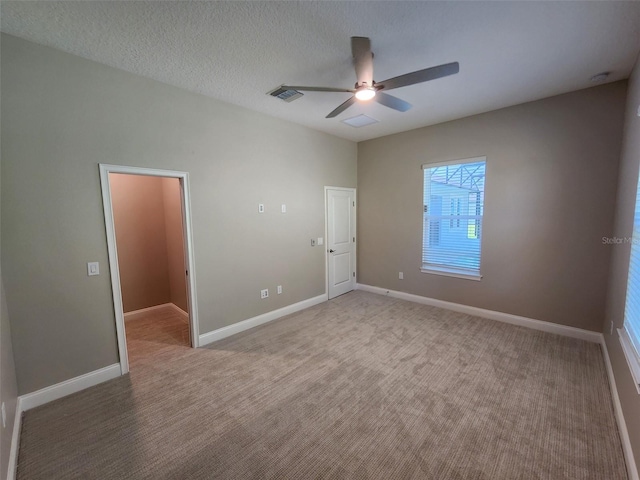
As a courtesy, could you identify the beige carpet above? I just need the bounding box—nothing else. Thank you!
[17,291,627,479]
[124,305,191,368]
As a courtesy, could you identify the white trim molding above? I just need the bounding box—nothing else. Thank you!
[18,364,121,412]
[420,266,482,282]
[618,327,640,394]
[6,364,121,479]
[99,163,200,375]
[6,397,22,480]
[355,284,602,343]
[422,155,487,170]
[170,303,190,320]
[124,303,190,322]
[124,303,174,321]
[356,283,638,479]
[199,294,327,347]
[601,337,639,480]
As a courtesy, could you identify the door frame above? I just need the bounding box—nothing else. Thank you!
[324,186,357,298]
[99,164,200,375]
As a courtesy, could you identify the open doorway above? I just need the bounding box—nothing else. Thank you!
[99,165,199,375]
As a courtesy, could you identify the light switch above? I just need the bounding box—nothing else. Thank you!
[317,237,324,246]
[258,203,265,213]
[87,262,100,276]
[281,204,287,213]
[311,239,316,247]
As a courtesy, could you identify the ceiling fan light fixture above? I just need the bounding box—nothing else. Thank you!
[280,37,459,118]
[355,87,376,101]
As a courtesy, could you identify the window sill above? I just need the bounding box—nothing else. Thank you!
[618,327,640,394]
[420,266,482,281]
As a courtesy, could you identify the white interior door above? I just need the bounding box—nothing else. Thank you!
[327,187,356,299]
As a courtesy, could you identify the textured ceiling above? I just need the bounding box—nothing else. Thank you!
[2,1,640,142]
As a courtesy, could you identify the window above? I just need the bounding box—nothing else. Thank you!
[620,170,640,394]
[422,157,486,280]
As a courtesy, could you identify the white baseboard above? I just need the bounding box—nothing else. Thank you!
[601,336,639,480]
[169,303,189,321]
[6,397,23,480]
[356,284,601,343]
[357,283,637,478]
[18,363,121,412]
[7,363,121,479]
[124,303,173,320]
[124,303,172,320]
[6,291,636,479]
[199,294,328,347]
[124,303,189,322]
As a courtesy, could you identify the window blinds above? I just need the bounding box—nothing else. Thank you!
[422,158,486,278]
[622,171,640,389]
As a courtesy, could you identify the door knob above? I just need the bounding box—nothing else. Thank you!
[329,249,335,253]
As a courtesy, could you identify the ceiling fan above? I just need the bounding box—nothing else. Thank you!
[279,37,459,119]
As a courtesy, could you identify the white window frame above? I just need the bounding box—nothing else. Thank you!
[618,327,640,394]
[619,166,640,393]
[421,157,486,281]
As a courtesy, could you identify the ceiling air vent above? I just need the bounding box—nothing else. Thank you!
[342,114,378,128]
[268,86,304,103]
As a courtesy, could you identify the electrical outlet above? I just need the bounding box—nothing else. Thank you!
[1,402,5,428]
[261,289,269,299]
[277,285,282,294]
[399,272,404,280]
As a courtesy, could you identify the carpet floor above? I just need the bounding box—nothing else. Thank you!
[16,291,627,479]
[124,305,191,369]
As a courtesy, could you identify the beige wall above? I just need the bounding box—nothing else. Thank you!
[110,174,188,314]
[162,177,189,313]
[604,56,640,469]
[1,277,18,480]
[1,108,18,479]
[1,34,356,394]
[111,174,171,313]
[358,82,626,332]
